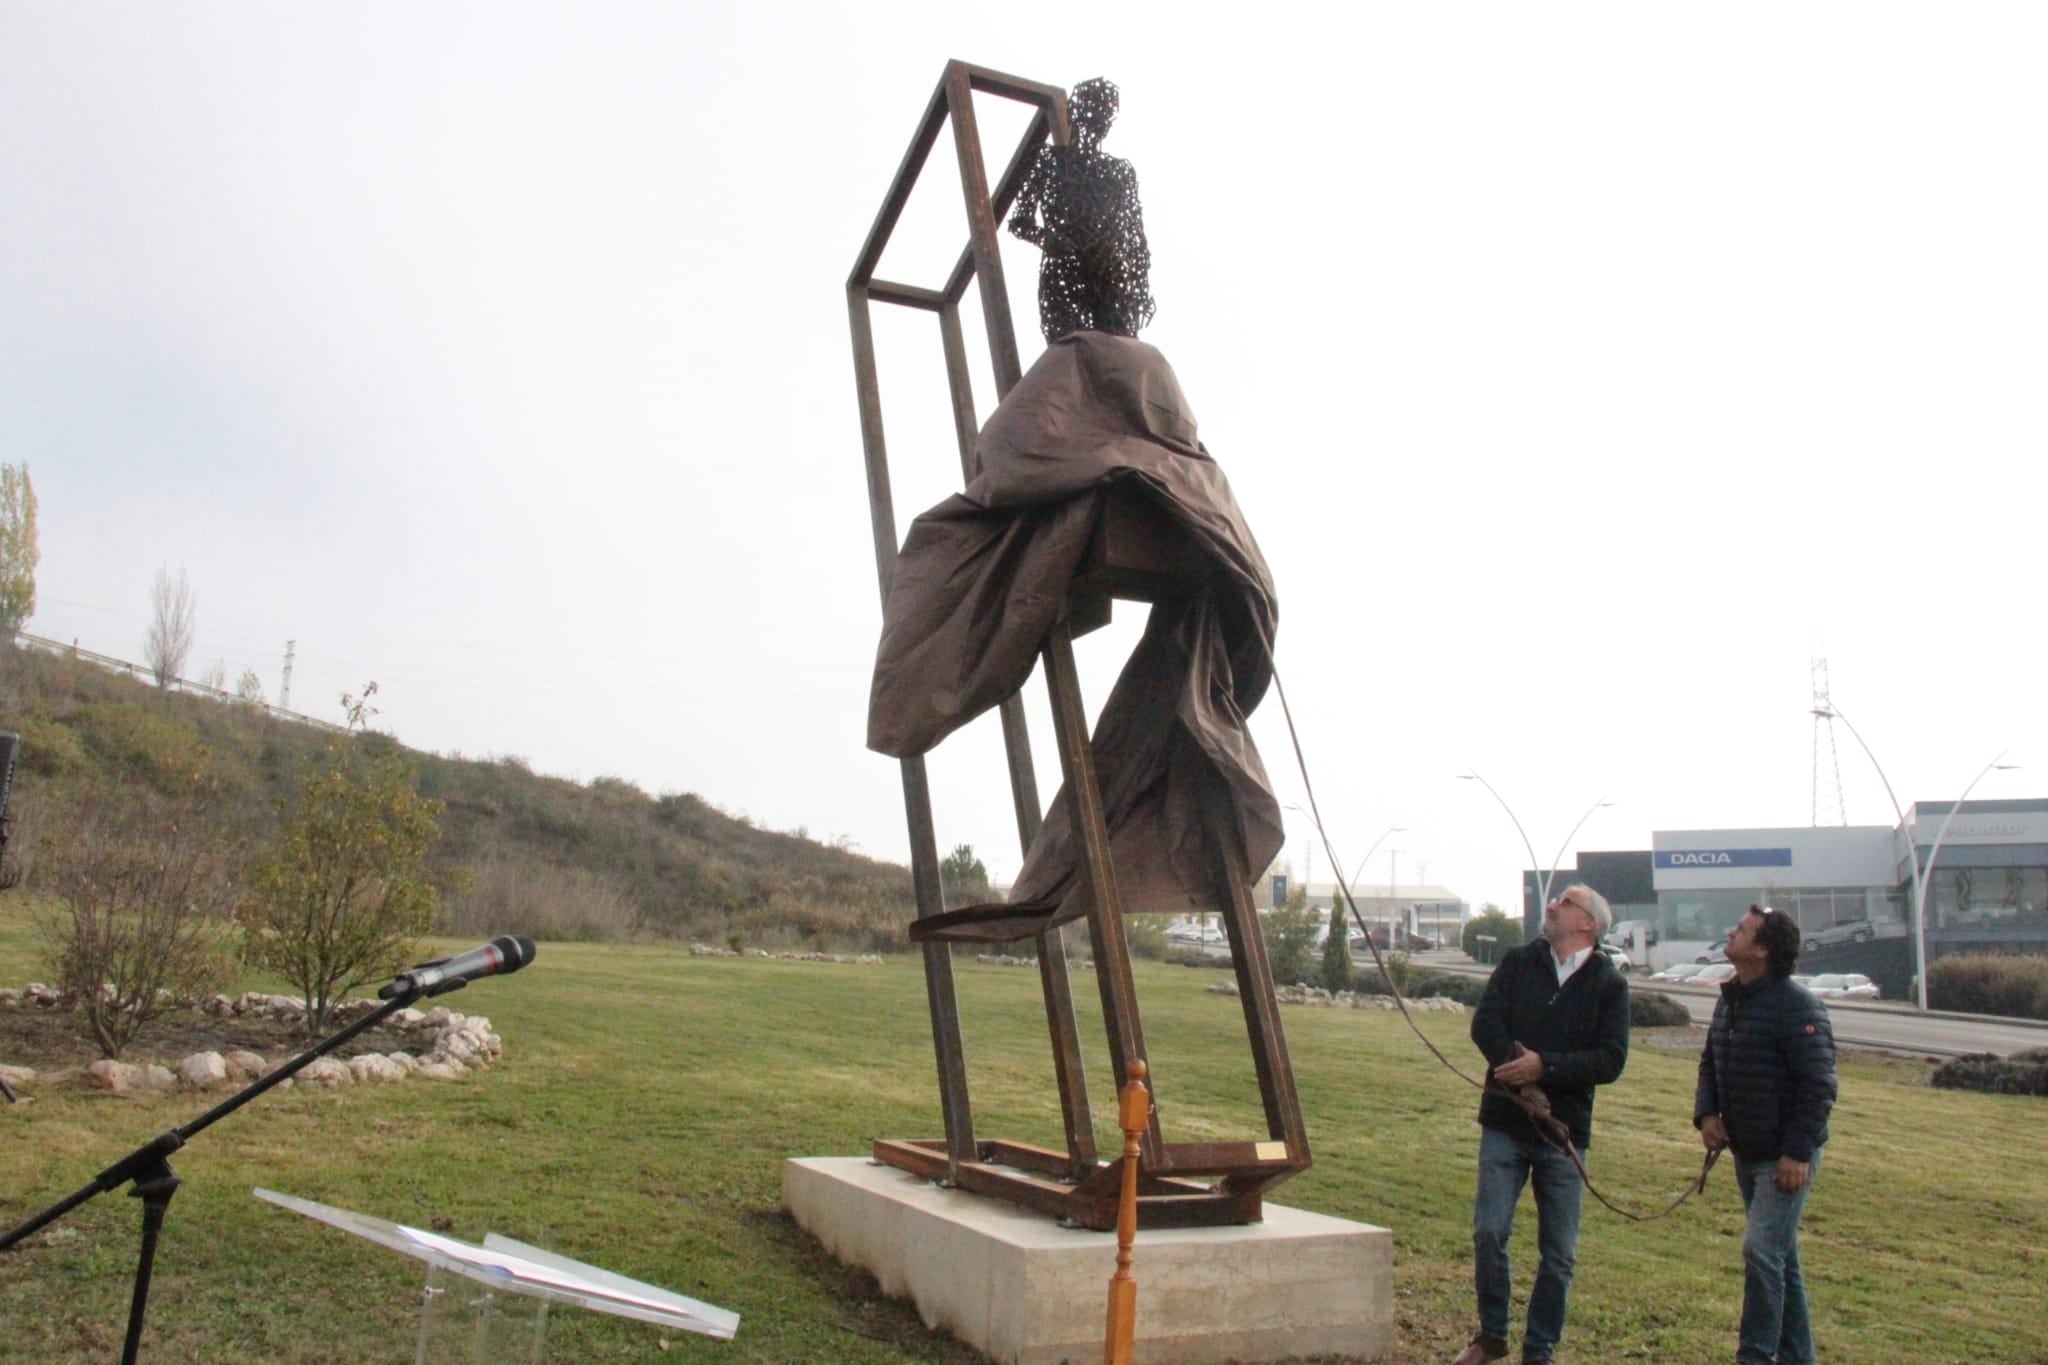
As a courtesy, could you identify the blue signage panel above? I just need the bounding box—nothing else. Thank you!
[1271,874,1288,908]
[1654,848,1793,870]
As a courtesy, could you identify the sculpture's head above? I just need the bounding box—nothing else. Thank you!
[1070,78,1119,146]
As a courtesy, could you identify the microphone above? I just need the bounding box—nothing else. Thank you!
[379,935,536,1000]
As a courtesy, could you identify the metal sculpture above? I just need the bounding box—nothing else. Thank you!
[846,62,1308,1233]
[1007,77,1154,343]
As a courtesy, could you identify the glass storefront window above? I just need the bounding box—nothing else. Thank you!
[1656,887,1908,943]
[1929,866,2048,929]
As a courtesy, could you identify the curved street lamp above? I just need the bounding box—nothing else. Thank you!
[1344,823,1407,891]
[1811,701,1921,977]
[1912,753,2020,1010]
[1812,699,2017,1011]
[1459,771,1613,924]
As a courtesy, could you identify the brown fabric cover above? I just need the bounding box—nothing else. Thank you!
[867,330,1282,943]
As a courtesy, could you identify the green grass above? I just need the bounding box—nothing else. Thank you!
[3,907,2046,1363]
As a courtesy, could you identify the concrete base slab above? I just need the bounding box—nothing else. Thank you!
[783,1156,1392,1364]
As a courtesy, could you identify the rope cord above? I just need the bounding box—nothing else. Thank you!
[1268,668,1716,1220]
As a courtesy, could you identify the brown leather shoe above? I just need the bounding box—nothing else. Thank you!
[1451,1333,1509,1365]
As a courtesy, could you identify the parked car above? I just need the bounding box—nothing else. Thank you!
[1808,972,1880,1000]
[1694,936,1730,964]
[1649,962,1712,984]
[1691,963,1738,986]
[1353,927,1432,953]
[1803,918,1875,950]
[1597,944,1632,974]
[1605,919,1660,949]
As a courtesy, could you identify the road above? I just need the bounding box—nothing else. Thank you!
[1406,953,2048,1059]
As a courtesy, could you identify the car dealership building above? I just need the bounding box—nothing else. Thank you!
[1524,798,2048,970]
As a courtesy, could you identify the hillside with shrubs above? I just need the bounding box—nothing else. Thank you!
[1,644,915,951]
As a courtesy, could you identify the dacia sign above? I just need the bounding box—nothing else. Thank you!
[1654,848,1793,870]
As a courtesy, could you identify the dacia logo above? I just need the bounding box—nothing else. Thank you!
[1669,852,1734,866]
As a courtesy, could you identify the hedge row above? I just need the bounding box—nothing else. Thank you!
[1930,1047,2048,1097]
[1629,990,1693,1027]
[1927,954,2048,1021]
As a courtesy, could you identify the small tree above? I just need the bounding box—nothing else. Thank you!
[29,784,239,1057]
[1463,906,1525,964]
[0,463,37,637]
[1319,899,1353,992]
[235,668,266,705]
[144,564,197,688]
[939,842,991,909]
[1263,886,1322,986]
[238,684,445,1031]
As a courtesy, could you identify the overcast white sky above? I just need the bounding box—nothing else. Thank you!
[5,3,2044,913]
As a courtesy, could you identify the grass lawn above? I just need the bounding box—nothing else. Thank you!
[3,906,2045,1363]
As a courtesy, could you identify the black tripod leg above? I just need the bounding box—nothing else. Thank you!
[122,1159,181,1365]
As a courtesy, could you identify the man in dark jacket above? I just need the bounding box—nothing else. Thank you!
[1694,905,1837,1365]
[1453,885,1630,1365]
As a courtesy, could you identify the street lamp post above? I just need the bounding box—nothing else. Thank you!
[1282,803,1315,899]
[1459,771,1613,929]
[1911,753,2020,1011]
[1812,700,2017,1012]
[1813,701,1924,978]
[1344,823,1407,890]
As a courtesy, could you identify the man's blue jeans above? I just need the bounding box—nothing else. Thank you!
[1734,1148,1822,1365]
[1473,1125,1584,1360]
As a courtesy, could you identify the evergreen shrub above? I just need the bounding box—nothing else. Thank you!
[1927,954,2048,1021]
[1630,990,1693,1027]
[1930,1047,2048,1097]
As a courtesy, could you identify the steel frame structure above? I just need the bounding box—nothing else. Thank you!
[846,60,1308,1231]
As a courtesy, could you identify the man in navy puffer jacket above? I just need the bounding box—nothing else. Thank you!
[1694,905,1837,1365]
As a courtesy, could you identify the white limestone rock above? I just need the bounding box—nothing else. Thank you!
[296,1057,353,1088]
[84,1060,176,1094]
[176,1052,230,1090]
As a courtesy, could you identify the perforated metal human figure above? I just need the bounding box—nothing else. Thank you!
[1008,77,1155,343]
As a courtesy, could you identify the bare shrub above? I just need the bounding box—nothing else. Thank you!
[444,854,643,942]
[28,783,239,1057]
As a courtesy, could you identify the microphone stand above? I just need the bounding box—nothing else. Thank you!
[1,982,430,1364]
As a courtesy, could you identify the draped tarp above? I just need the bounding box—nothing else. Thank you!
[867,329,1283,943]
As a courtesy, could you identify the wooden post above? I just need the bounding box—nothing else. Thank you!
[1103,1059,1150,1365]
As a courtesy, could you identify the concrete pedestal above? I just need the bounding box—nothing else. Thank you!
[783,1157,1392,1364]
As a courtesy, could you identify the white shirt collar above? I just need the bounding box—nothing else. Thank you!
[1552,943,1594,984]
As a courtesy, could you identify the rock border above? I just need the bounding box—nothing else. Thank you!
[0,985,504,1099]
[1208,979,1469,1012]
[687,944,884,965]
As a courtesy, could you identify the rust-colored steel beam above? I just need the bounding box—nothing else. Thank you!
[939,300,1095,1175]
[1213,789,1310,1162]
[867,278,948,312]
[1040,623,1161,1157]
[848,83,949,291]
[848,282,975,1178]
[946,61,1027,399]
